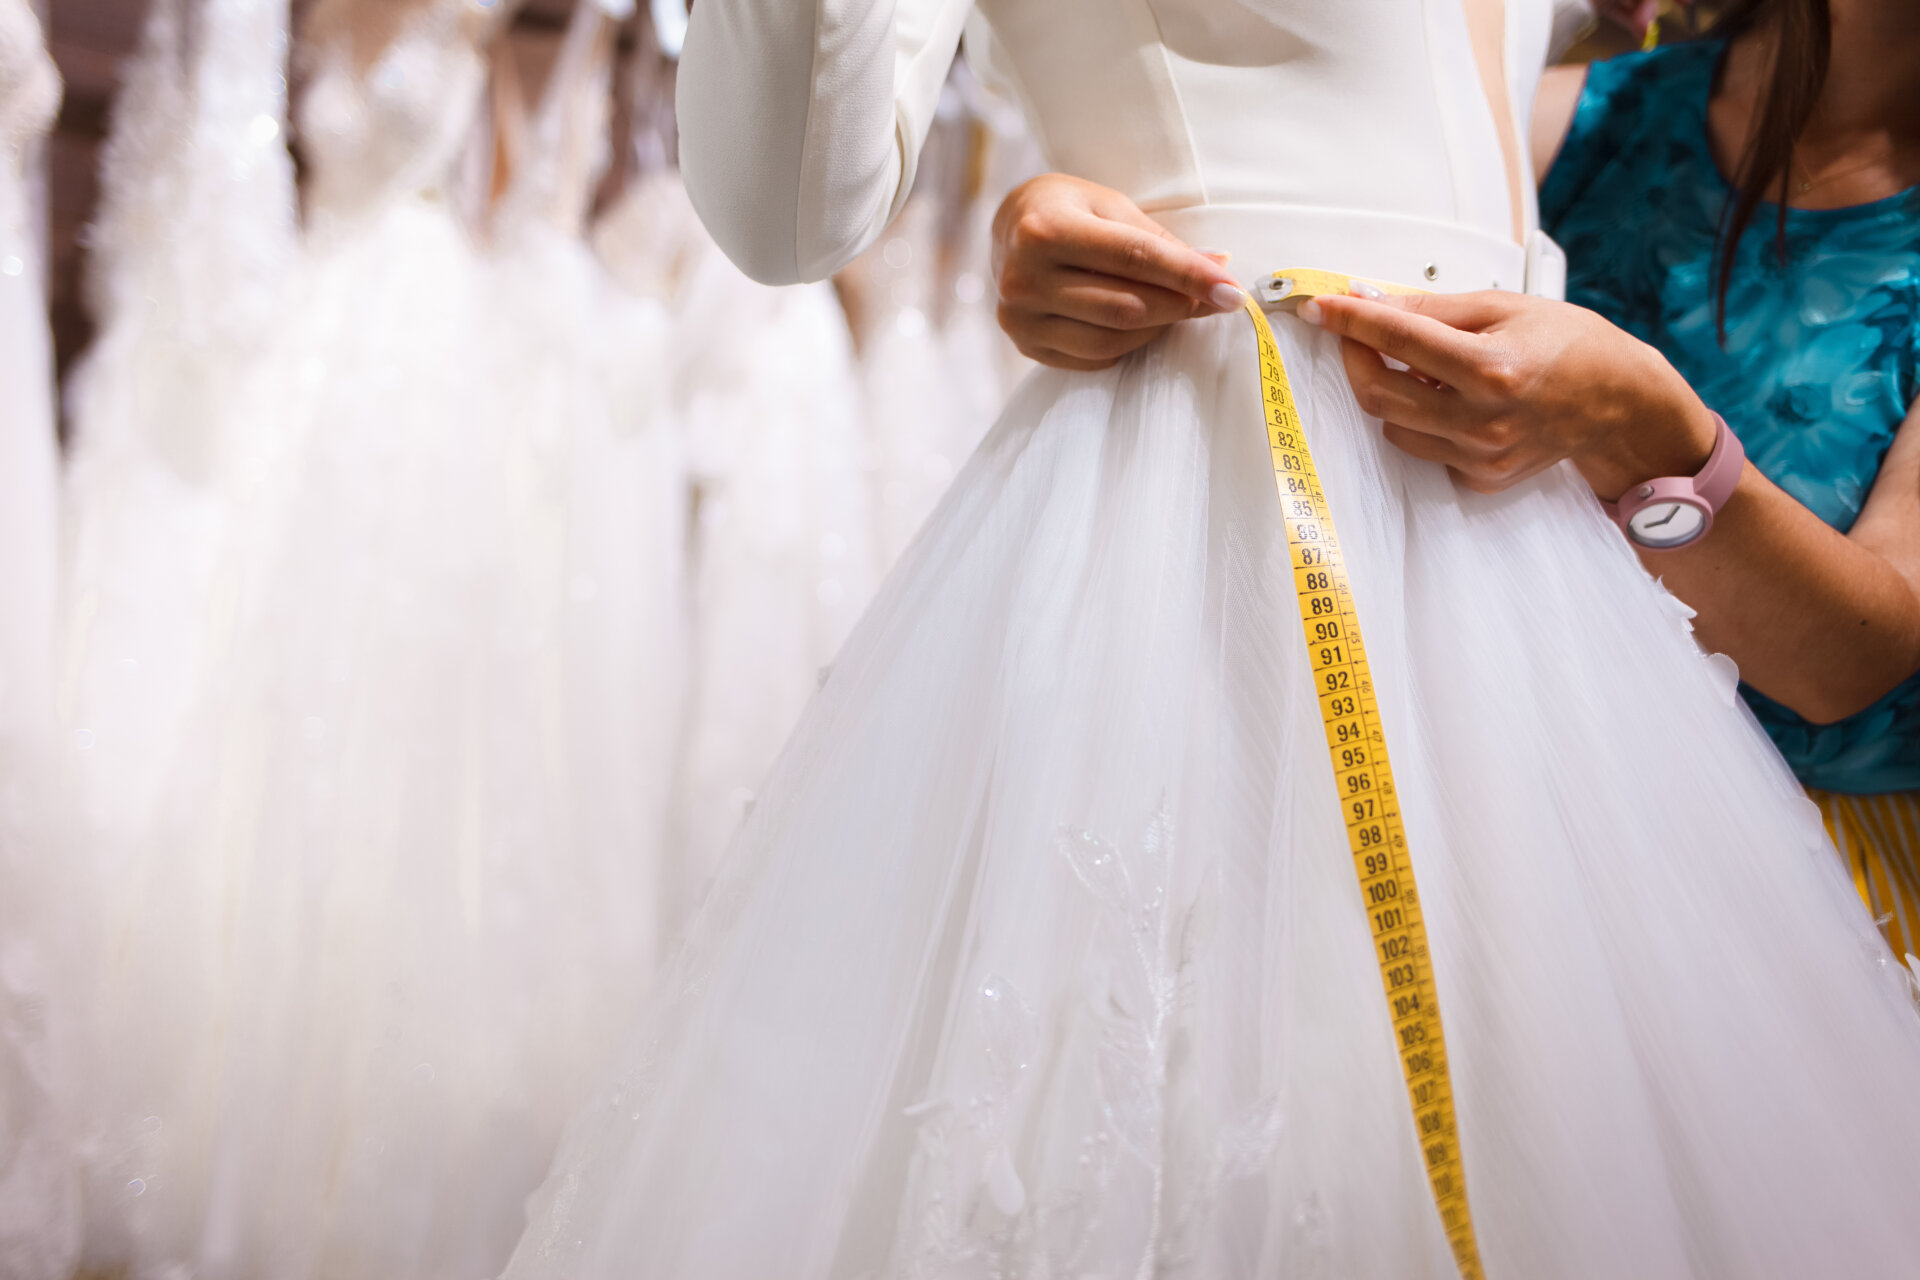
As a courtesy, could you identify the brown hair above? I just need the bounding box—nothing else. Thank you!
[1706,0,1833,336]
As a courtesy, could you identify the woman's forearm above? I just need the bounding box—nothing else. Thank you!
[1655,460,1920,724]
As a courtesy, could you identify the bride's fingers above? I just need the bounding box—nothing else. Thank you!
[1084,189,1232,267]
[1041,267,1205,331]
[1026,346,1126,373]
[1018,313,1171,364]
[1048,215,1244,312]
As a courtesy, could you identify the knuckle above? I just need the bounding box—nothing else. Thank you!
[1481,351,1525,398]
[1012,211,1056,253]
[997,265,1033,305]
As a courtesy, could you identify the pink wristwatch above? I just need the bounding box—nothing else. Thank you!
[1601,411,1746,550]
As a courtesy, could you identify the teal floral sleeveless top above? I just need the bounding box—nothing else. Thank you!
[1541,40,1920,795]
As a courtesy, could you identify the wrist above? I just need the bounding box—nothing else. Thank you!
[1575,366,1719,502]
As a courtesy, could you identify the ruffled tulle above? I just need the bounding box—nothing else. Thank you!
[508,308,1920,1280]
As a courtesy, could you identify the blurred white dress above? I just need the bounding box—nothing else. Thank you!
[489,0,682,982]
[598,167,878,937]
[65,0,673,1274]
[506,1,1920,1278]
[0,0,58,736]
[0,2,80,1272]
[59,0,298,1270]
[855,65,1035,567]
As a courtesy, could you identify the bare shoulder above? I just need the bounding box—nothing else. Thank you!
[1532,64,1590,185]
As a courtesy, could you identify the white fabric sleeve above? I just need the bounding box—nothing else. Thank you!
[675,0,974,284]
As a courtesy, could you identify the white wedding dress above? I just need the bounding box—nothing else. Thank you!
[0,0,58,740]
[65,1,674,1275]
[489,0,682,981]
[59,0,298,1271]
[507,2,1920,1278]
[0,3,81,1272]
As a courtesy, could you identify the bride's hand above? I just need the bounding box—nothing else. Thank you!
[992,174,1245,371]
[1304,289,1719,499]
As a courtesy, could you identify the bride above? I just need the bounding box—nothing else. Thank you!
[508,1,1920,1277]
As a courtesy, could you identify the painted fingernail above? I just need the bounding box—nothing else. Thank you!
[1298,298,1324,326]
[1348,280,1386,300]
[1194,247,1233,262]
[1207,282,1245,312]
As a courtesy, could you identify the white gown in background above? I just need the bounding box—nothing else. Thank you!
[598,165,879,939]
[59,0,297,1269]
[507,2,1920,1277]
[0,3,81,1272]
[851,61,1038,568]
[66,0,663,1274]
[62,0,297,849]
[489,0,681,984]
[0,0,59,738]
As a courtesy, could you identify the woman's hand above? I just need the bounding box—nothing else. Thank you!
[1303,289,1719,499]
[993,174,1245,371]
[1309,286,1920,724]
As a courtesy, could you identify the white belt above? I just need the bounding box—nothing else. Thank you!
[1156,203,1566,300]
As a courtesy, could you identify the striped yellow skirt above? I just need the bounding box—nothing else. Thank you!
[1809,788,1920,960]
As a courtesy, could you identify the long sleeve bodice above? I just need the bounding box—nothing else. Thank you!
[678,0,1565,288]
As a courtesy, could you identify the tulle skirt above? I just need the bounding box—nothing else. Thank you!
[508,307,1920,1280]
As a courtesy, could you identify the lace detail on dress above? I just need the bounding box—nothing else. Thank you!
[893,807,1282,1279]
[893,975,1040,1279]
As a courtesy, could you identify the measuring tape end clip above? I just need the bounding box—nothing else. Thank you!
[1256,268,1428,312]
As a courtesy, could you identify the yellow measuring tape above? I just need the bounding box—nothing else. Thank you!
[1244,272,1483,1280]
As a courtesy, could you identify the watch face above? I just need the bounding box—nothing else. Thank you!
[1627,499,1708,549]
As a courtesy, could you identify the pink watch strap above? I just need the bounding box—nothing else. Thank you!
[1693,412,1745,511]
[1601,411,1744,530]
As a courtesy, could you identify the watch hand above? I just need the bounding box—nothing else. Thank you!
[1642,506,1682,530]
